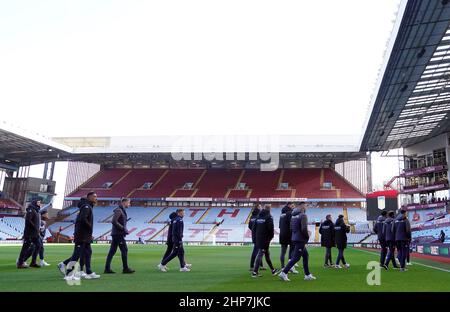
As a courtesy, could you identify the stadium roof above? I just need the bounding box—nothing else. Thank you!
[360,0,450,152]
[0,119,366,168]
[0,120,72,168]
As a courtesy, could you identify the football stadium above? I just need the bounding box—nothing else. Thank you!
[0,0,450,297]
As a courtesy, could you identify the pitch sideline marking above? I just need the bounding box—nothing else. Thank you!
[353,248,450,273]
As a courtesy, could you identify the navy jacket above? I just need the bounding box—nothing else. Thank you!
[23,202,40,239]
[252,209,274,248]
[334,217,350,249]
[319,219,335,248]
[279,206,292,245]
[111,205,128,236]
[166,212,178,245]
[374,215,386,241]
[73,198,94,243]
[393,214,411,242]
[383,217,395,242]
[290,210,309,243]
[248,209,260,244]
[171,215,184,244]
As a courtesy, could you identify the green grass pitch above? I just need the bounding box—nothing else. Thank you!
[0,244,449,292]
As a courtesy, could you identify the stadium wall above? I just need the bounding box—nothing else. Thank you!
[334,159,368,195]
[63,161,100,208]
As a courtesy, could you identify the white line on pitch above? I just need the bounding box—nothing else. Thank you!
[353,248,450,273]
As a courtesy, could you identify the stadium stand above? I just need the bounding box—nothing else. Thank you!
[53,205,370,243]
[67,168,364,200]
[194,169,242,198]
[0,199,21,210]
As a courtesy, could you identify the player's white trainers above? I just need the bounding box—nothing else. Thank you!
[180,267,191,272]
[290,267,299,274]
[344,263,350,269]
[40,260,50,267]
[304,274,316,281]
[64,274,80,282]
[278,271,290,282]
[157,264,167,272]
[57,262,66,276]
[185,263,192,269]
[334,265,342,269]
[84,272,101,279]
[294,263,299,268]
[78,271,87,278]
[406,262,412,266]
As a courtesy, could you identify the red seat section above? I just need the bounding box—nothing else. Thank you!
[68,168,364,199]
[108,169,166,197]
[195,169,242,198]
[131,169,203,198]
[283,169,322,198]
[241,170,282,198]
[0,199,21,210]
[70,169,130,197]
[227,189,250,199]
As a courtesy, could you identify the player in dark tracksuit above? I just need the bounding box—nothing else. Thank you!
[394,209,411,271]
[279,203,316,281]
[334,215,350,268]
[383,211,398,269]
[30,209,50,267]
[17,198,42,268]
[58,192,100,280]
[159,209,191,272]
[319,214,335,267]
[279,203,295,270]
[161,212,178,263]
[104,198,135,274]
[252,205,278,277]
[374,211,388,269]
[248,205,265,271]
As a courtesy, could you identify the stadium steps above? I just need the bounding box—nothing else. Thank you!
[192,169,207,190]
[190,189,199,197]
[111,170,132,189]
[127,169,169,198]
[225,170,246,198]
[343,207,348,223]
[69,170,101,195]
[277,170,285,188]
[148,207,167,223]
[202,224,220,243]
[244,208,254,224]
[314,225,319,243]
[94,228,112,240]
[146,224,169,242]
[196,207,211,224]
[76,169,131,193]
[320,169,325,186]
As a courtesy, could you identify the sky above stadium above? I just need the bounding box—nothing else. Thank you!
[0,0,403,207]
[0,0,401,139]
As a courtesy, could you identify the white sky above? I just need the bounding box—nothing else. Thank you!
[0,0,403,207]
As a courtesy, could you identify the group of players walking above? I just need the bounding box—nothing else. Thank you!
[248,202,354,282]
[16,192,412,283]
[374,209,412,271]
[17,192,191,281]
